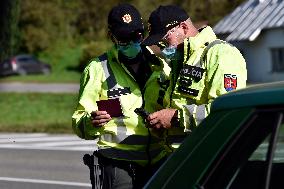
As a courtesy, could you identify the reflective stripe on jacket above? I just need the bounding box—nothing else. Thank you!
[72,46,170,165]
[164,26,247,149]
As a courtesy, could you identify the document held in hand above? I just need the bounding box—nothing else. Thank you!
[96,98,123,117]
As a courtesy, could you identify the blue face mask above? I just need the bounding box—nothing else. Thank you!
[161,46,177,60]
[117,42,142,59]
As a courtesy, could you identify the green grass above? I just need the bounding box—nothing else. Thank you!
[0,93,78,133]
[0,72,81,83]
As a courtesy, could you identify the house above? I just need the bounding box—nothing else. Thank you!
[213,0,284,83]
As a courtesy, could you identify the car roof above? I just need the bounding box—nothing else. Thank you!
[13,54,34,59]
[211,81,284,111]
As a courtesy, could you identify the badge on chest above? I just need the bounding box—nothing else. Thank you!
[180,65,205,82]
[178,65,205,97]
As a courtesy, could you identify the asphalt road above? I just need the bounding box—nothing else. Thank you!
[0,82,79,93]
[0,81,91,189]
[0,133,98,189]
[0,149,91,189]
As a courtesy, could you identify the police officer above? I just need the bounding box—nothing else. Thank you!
[72,3,170,189]
[142,5,247,149]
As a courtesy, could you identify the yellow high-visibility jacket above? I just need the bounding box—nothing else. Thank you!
[164,26,247,149]
[72,46,171,166]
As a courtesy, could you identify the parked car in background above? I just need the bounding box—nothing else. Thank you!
[0,54,51,76]
[145,81,284,189]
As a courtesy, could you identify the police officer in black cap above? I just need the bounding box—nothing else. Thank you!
[73,3,171,189]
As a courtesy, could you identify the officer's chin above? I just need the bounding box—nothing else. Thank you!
[118,51,143,65]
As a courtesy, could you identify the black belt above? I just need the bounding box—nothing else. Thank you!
[95,150,139,176]
[94,150,167,178]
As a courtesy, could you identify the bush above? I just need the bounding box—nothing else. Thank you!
[78,40,112,71]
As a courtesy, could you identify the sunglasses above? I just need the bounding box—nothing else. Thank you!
[156,26,178,49]
[156,40,169,49]
[111,31,143,46]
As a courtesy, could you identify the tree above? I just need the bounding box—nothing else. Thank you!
[0,0,20,62]
[18,0,79,53]
[14,0,246,69]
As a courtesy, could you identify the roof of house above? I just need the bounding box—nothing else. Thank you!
[213,0,284,42]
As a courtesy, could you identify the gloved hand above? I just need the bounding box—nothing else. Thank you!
[147,108,178,129]
[90,111,111,127]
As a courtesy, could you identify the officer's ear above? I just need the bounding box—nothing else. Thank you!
[179,21,189,36]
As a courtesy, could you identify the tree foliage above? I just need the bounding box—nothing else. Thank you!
[17,0,246,54]
[18,0,79,53]
[1,0,246,66]
[0,0,20,62]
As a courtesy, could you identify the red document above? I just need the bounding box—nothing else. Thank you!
[96,98,123,117]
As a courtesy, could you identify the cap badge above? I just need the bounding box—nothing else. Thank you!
[122,14,132,23]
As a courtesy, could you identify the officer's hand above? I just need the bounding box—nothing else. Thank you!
[147,108,177,129]
[90,111,111,127]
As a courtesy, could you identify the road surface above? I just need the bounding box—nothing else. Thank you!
[0,133,97,189]
[0,82,79,93]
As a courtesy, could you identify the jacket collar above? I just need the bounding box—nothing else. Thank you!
[109,45,120,63]
[183,26,217,59]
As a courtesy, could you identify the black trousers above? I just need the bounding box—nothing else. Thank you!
[98,156,166,189]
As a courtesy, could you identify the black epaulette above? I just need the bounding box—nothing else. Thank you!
[98,53,108,62]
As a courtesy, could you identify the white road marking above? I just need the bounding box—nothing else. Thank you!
[0,133,48,138]
[0,136,88,143]
[0,133,97,151]
[0,145,97,151]
[0,177,91,187]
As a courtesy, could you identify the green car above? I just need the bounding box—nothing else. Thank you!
[145,81,284,189]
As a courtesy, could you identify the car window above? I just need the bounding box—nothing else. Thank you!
[244,124,284,189]
[250,126,284,163]
[17,57,37,64]
[2,61,10,68]
[274,126,284,163]
[200,108,284,189]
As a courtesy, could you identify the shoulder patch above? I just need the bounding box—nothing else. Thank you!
[224,74,237,91]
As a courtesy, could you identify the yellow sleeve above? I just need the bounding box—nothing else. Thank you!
[179,44,247,132]
[72,61,105,139]
[206,44,247,101]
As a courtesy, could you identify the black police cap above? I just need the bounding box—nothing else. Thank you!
[108,4,144,41]
[142,5,189,46]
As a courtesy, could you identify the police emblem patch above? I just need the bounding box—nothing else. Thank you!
[122,14,132,23]
[224,74,237,91]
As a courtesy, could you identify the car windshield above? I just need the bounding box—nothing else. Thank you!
[17,57,37,63]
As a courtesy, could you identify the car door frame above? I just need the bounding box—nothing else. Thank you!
[199,106,284,189]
